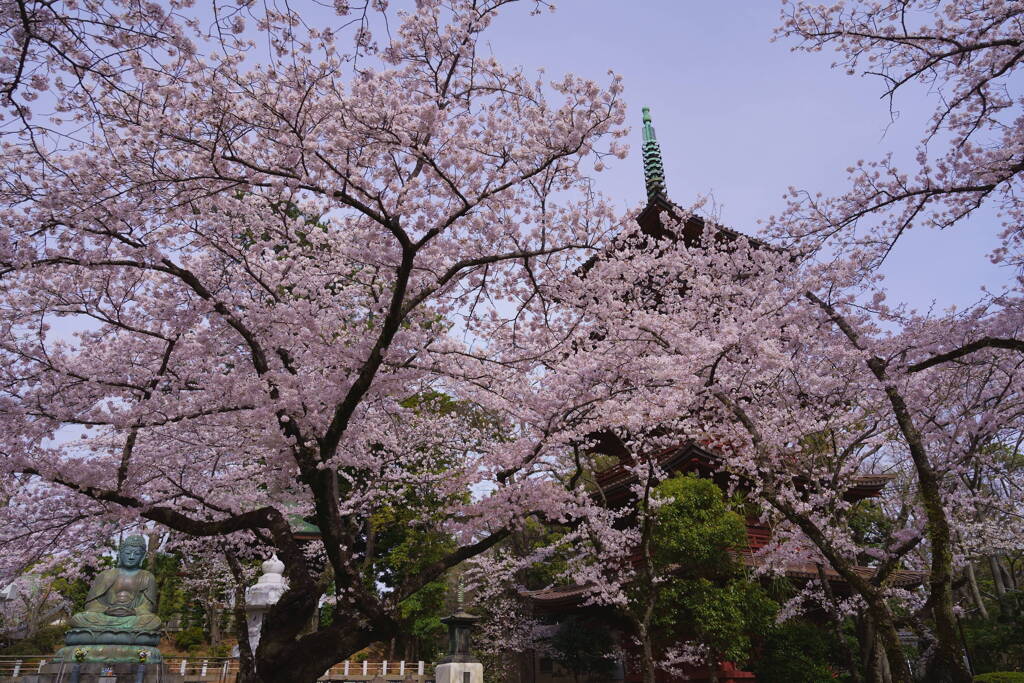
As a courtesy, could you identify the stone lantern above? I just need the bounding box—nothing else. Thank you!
[435,584,483,683]
[244,555,287,652]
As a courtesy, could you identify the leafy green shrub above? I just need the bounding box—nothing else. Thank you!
[209,643,231,658]
[173,625,206,652]
[0,624,68,656]
[549,616,616,682]
[752,619,839,683]
[647,475,779,668]
[974,674,1024,683]
[964,616,1024,674]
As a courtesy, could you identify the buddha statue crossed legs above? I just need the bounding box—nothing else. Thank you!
[55,535,164,663]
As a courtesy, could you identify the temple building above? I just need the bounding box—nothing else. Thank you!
[517,109,924,683]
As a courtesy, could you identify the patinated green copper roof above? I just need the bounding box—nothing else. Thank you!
[288,513,321,537]
[641,106,667,200]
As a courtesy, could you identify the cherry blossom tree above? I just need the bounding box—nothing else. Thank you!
[552,218,1024,683]
[773,0,1024,271]
[0,1,627,681]
[448,3,1024,680]
[522,2,1024,679]
[0,572,70,646]
[765,2,1024,680]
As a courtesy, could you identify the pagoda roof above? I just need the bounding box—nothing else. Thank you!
[287,513,322,540]
[521,557,926,611]
[593,440,895,505]
[633,106,763,247]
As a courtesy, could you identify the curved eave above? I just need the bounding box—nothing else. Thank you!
[288,514,322,540]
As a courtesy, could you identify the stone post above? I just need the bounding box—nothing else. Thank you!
[243,555,287,653]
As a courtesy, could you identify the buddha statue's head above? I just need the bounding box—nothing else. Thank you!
[117,535,148,570]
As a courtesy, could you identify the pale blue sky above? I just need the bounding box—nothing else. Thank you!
[474,1,1009,312]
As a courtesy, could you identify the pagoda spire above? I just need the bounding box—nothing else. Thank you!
[641,106,667,201]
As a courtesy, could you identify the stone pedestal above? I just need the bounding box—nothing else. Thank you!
[51,644,162,664]
[435,662,483,683]
[27,661,183,682]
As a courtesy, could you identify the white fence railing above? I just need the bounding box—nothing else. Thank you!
[0,657,433,681]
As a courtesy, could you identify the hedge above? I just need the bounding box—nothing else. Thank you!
[974,673,1024,683]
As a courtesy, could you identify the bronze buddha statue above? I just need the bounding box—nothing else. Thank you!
[55,535,164,663]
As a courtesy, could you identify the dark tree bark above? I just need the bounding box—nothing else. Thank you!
[965,562,989,619]
[224,550,257,683]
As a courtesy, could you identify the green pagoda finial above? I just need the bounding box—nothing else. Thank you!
[641,106,667,200]
[642,106,655,142]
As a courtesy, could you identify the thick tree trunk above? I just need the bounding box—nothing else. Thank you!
[208,600,222,646]
[255,625,381,683]
[965,562,989,619]
[867,600,912,683]
[146,530,162,571]
[232,583,257,683]
[1001,556,1018,590]
[247,576,395,683]
[632,463,658,683]
[638,623,656,683]
[990,554,1008,599]
[869,649,883,683]
[997,556,1021,616]
[225,551,257,683]
[988,555,1019,619]
[920,509,970,682]
[858,615,876,680]
[877,639,892,683]
[870,361,970,683]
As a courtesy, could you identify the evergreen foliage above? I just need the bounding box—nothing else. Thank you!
[751,619,840,683]
[643,474,777,669]
[549,616,616,683]
[973,675,1024,683]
